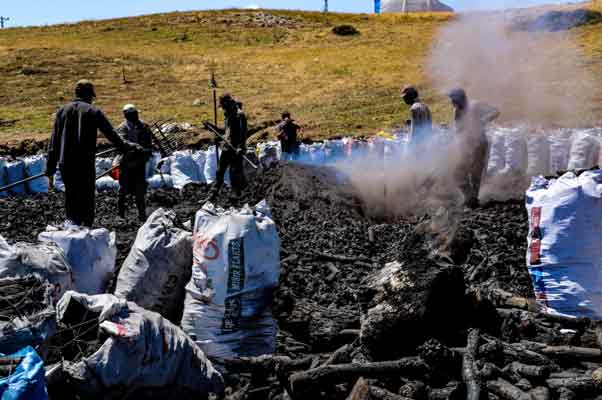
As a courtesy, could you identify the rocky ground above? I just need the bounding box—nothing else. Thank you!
[2,162,601,400]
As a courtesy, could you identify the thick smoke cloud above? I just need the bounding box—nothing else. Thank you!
[335,135,466,219]
[426,12,595,126]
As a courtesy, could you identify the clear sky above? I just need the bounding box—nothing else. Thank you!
[1,0,571,27]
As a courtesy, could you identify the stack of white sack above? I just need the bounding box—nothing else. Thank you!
[181,200,280,360]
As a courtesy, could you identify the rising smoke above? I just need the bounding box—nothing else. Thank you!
[336,134,466,219]
[426,11,595,126]
[337,10,597,218]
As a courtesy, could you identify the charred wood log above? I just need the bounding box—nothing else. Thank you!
[486,378,530,400]
[556,387,577,400]
[540,346,601,361]
[427,381,463,400]
[360,262,466,359]
[503,362,550,381]
[528,386,551,400]
[462,329,483,400]
[546,376,597,395]
[222,355,315,375]
[398,380,426,398]
[289,358,430,398]
[346,378,412,400]
[283,300,360,351]
[322,343,356,367]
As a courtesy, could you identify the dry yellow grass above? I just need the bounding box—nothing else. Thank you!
[0,10,451,144]
[0,5,601,145]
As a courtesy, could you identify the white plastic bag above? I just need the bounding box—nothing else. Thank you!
[57,291,224,399]
[95,158,113,177]
[96,176,120,192]
[0,235,73,300]
[181,200,280,359]
[486,131,506,176]
[23,155,48,194]
[503,131,528,174]
[115,208,193,322]
[309,143,326,164]
[147,174,173,189]
[170,150,202,189]
[549,132,572,174]
[568,130,600,170]
[204,147,218,184]
[38,225,117,295]
[192,151,207,183]
[527,135,551,177]
[146,152,161,179]
[5,159,26,195]
[526,171,602,318]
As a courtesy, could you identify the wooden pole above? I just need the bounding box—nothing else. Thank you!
[210,71,220,165]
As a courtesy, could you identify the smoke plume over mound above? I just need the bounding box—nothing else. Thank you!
[426,13,595,126]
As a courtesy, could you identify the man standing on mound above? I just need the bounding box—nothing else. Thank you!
[46,80,138,227]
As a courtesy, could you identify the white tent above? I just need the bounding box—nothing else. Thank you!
[381,0,453,12]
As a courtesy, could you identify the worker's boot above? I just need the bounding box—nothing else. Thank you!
[136,194,147,223]
[117,193,127,218]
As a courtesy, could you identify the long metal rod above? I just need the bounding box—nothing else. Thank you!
[203,121,258,169]
[0,173,45,193]
[96,147,118,158]
[96,165,119,180]
[1,147,120,193]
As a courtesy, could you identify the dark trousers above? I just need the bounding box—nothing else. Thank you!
[212,149,244,195]
[61,166,95,227]
[118,167,147,219]
[457,139,488,205]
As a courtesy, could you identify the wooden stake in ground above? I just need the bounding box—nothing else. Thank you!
[209,71,220,165]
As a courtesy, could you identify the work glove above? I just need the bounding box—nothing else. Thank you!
[236,148,244,156]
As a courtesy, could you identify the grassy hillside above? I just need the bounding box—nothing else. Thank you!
[1,3,602,144]
[0,10,452,143]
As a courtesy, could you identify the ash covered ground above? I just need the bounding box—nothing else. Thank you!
[0,162,532,308]
[7,162,591,400]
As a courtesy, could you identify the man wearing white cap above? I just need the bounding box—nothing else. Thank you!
[116,104,153,221]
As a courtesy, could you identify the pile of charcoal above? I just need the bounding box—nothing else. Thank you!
[1,162,601,399]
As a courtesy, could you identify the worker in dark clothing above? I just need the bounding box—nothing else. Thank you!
[46,80,137,227]
[207,94,248,202]
[401,85,432,146]
[449,88,500,208]
[116,104,153,221]
[276,111,301,161]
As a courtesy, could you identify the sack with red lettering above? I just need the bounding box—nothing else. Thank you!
[181,200,280,360]
[115,208,193,323]
[526,171,602,319]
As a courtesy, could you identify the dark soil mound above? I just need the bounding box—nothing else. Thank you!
[512,9,602,32]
